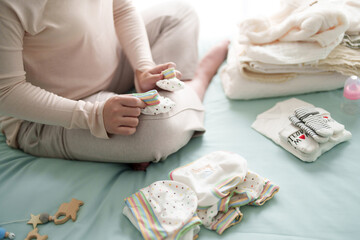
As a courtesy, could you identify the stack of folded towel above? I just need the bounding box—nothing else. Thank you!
[221,0,360,100]
[252,98,352,162]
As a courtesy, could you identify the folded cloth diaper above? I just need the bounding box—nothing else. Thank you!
[123,180,201,240]
[252,98,352,162]
[132,90,176,115]
[157,68,185,92]
[170,151,279,235]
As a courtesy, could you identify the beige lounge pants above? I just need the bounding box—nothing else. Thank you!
[17,1,205,163]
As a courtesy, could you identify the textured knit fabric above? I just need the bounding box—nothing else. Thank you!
[0,0,155,147]
[238,0,349,47]
[5,1,203,163]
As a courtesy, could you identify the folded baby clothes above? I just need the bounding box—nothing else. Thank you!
[312,45,360,77]
[252,98,352,162]
[132,90,176,115]
[170,151,279,235]
[123,180,201,240]
[195,173,279,235]
[157,68,185,92]
[169,151,248,207]
[220,42,346,100]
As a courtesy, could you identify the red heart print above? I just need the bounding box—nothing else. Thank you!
[299,135,305,139]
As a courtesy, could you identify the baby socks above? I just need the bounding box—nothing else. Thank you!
[132,89,175,115]
[293,107,334,138]
[156,68,185,92]
[131,89,160,106]
[140,96,176,115]
[280,106,348,158]
[133,68,185,115]
[252,98,351,162]
[279,124,319,154]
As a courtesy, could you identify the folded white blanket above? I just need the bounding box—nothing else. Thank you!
[237,29,342,65]
[220,44,346,100]
[342,0,360,35]
[238,0,349,47]
[248,62,324,74]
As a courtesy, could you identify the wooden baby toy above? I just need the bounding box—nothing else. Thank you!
[53,198,84,224]
[25,228,48,240]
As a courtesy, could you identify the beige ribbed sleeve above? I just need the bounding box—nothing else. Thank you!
[0,0,156,147]
[113,0,155,71]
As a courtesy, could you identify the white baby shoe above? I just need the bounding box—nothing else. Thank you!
[156,68,185,92]
[141,96,176,115]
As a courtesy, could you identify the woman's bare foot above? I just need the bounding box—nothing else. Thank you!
[130,162,151,171]
[185,40,230,100]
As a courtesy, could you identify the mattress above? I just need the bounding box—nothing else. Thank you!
[1,1,360,239]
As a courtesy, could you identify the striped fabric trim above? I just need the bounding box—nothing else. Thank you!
[125,191,167,240]
[162,68,176,79]
[249,181,280,206]
[289,115,319,139]
[132,89,160,106]
[212,176,244,199]
[211,207,243,235]
[173,214,202,240]
[228,192,254,208]
[294,106,319,120]
[168,159,201,181]
[303,115,332,131]
[217,193,233,212]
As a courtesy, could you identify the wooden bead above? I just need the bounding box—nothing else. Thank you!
[39,213,51,224]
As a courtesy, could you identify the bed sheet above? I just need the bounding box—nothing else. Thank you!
[1,63,359,240]
[1,1,360,239]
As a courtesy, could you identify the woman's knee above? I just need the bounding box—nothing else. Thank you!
[170,1,199,24]
[144,1,199,31]
[143,117,194,162]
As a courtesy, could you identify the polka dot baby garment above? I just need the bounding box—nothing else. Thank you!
[123,180,201,240]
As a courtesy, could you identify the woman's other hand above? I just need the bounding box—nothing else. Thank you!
[135,62,182,92]
[103,95,146,135]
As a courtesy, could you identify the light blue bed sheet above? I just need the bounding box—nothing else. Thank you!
[1,45,360,240]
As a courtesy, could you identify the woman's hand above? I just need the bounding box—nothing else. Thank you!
[135,62,182,92]
[103,95,146,135]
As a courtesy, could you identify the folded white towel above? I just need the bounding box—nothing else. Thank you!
[237,32,342,65]
[220,44,346,100]
[343,0,360,35]
[248,61,324,74]
[238,0,349,47]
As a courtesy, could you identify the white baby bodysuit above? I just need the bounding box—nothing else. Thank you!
[169,151,248,207]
